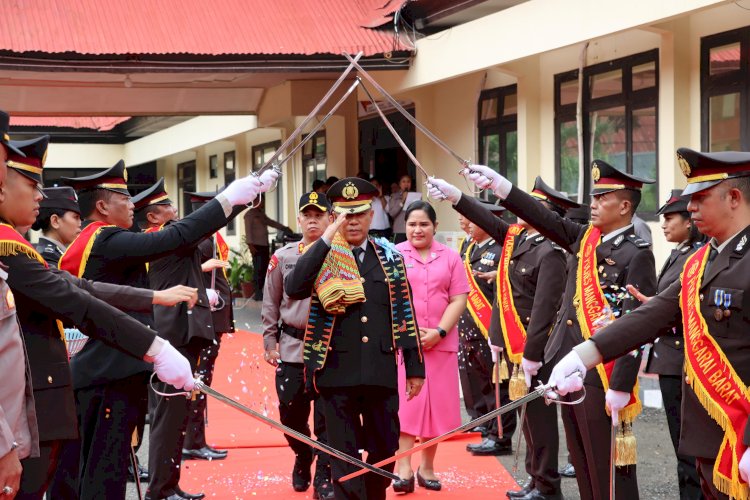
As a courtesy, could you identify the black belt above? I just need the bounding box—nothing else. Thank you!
[281,323,306,341]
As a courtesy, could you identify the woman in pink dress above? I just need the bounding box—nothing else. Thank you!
[393,201,469,493]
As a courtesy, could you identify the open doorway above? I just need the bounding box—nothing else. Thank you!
[359,107,416,196]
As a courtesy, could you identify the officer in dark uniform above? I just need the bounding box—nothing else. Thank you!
[1,136,197,499]
[445,162,657,500]
[640,190,704,499]
[59,162,277,500]
[285,177,425,500]
[183,191,232,462]
[456,203,509,450]
[549,149,750,500]
[430,177,572,499]
[31,187,81,268]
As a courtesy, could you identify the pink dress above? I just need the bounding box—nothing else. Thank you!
[395,240,469,438]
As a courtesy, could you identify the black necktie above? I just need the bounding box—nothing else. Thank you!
[704,246,718,276]
[352,247,365,270]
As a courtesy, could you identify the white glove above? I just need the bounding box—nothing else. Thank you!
[740,447,750,483]
[464,164,504,191]
[426,177,462,204]
[223,175,264,206]
[206,288,219,308]
[257,169,280,190]
[547,350,586,396]
[489,341,502,363]
[605,389,631,424]
[521,357,543,388]
[153,340,195,391]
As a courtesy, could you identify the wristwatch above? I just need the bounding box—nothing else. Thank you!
[436,327,447,338]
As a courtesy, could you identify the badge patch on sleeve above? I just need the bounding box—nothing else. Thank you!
[267,255,279,274]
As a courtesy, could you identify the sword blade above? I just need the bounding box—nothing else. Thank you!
[258,51,363,173]
[130,445,142,500]
[343,52,469,167]
[338,386,546,483]
[194,380,400,482]
[610,422,617,500]
[512,402,526,473]
[494,361,503,439]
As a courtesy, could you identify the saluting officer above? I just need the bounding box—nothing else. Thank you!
[430,177,572,499]
[285,178,425,500]
[0,136,198,500]
[262,192,334,499]
[449,162,657,500]
[183,191,232,462]
[58,163,277,500]
[549,150,750,499]
[456,203,508,447]
[31,187,81,268]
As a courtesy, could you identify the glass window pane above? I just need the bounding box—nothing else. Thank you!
[503,94,517,116]
[505,131,518,185]
[590,106,627,169]
[481,134,500,173]
[710,42,740,76]
[315,134,326,157]
[303,139,313,157]
[559,121,580,200]
[709,93,741,151]
[632,62,656,91]
[559,79,579,106]
[480,97,498,121]
[590,69,622,99]
[632,107,657,212]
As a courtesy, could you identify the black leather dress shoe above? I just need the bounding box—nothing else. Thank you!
[127,463,149,482]
[516,488,563,500]
[469,425,488,436]
[145,491,205,500]
[507,480,534,498]
[558,462,575,478]
[292,456,312,492]
[175,486,206,499]
[181,447,227,461]
[313,480,335,499]
[392,474,415,494]
[204,444,228,457]
[416,469,441,491]
[467,438,513,456]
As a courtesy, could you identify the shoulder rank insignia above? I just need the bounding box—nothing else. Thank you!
[614,235,624,246]
[736,235,747,253]
[535,235,545,243]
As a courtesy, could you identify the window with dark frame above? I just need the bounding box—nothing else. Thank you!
[700,26,750,152]
[554,49,659,216]
[477,85,517,203]
[224,151,236,235]
[209,154,218,179]
[302,131,327,190]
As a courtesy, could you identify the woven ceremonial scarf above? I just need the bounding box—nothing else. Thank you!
[463,241,492,338]
[59,221,113,277]
[681,245,750,499]
[574,224,641,426]
[303,236,421,390]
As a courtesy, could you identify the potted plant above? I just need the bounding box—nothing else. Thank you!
[228,248,255,299]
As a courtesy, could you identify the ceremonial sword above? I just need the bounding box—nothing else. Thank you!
[191,379,400,481]
[338,377,586,483]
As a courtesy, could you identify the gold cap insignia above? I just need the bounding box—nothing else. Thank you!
[309,192,318,202]
[677,154,691,178]
[123,168,128,183]
[342,182,358,200]
[592,165,601,182]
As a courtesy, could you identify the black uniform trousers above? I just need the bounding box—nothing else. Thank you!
[75,372,149,500]
[147,341,203,499]
[521,362,560,495]
[251,245,270,300]
[319,386,399,500]
[696,458,729,500]
[16,440,63,500]
[561,382,638,500]
[184,334,223,451]
[659,375,702,499]
[45,438,80,500]
[275,362,329,475]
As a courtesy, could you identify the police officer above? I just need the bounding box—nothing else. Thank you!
[549,149,750,499]
[285,178,425,500]
[59,163,277,500]
[183,191,232,462]
[31,187,81,268]
[430,177,572,499]
[0,136,198,499]
[262,192,334,499]
[442,162,657,499]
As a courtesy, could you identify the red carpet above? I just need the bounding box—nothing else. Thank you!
[180,330,519,498]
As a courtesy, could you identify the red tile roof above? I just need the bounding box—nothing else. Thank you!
[0,0,403,56]
[10,116,130,131]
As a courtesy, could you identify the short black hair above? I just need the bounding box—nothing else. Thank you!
[613,189,641,215]
[724,177,750,201]
[135,204,163,230]
[325,176,339,185]
[404,200,437,225]
[31,207,68,232]
[311,179,325,191]
[77,189,116,219]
